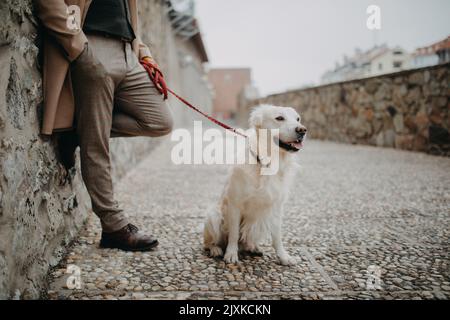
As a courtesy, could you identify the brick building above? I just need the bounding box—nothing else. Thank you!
[208,68,255,120]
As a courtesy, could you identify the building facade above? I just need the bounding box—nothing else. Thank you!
[410,36,450,69]
[321,45,409,84]
[157,0,214,127]
[369,46,409,77]
[208,68,256,120]
[322,36,450,85]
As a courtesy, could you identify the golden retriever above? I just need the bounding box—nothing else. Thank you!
[204,105,307,265]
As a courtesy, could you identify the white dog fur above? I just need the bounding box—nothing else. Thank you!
[203,105,307,265]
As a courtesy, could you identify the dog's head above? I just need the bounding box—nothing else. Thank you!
[249,105,307,153]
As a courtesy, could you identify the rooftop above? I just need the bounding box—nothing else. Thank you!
[165,0,209,63]
[412,36,450,57]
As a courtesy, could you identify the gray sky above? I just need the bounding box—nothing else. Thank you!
[195,0,450,96]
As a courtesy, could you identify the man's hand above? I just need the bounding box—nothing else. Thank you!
[141,56,168,100]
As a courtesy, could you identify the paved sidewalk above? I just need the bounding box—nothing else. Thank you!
[47,138,450,300]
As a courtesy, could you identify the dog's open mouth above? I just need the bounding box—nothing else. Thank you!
[276,138,304,152]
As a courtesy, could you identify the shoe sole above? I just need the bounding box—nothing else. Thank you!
[99,240,159,252]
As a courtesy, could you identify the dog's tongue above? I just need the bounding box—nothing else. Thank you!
[290,141,303,149]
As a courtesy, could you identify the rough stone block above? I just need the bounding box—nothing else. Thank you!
[408,72,424,86]
[395,135,414,150]
[384,129,396,148]
[393,114,404,133]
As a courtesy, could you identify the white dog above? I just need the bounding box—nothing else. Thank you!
[203,105,307,265]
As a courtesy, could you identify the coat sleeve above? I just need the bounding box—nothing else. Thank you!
[34,0,88,61]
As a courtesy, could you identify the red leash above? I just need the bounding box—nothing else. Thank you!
[166,88,247,138]
[141,59,247,139]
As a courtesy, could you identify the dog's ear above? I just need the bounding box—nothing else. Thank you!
[249,107,264,128]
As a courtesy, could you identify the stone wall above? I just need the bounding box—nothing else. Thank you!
[241,64,449,155]
[0,0,191,299]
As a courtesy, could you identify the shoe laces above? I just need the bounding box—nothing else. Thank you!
[126,224,139,234]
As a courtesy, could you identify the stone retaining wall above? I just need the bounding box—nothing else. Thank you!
[241,63,449,155]
[0,0,174,299]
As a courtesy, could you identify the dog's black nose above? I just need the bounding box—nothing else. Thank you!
[296,126,307,135]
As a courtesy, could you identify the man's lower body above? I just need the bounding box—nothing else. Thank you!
[69,34,173,250]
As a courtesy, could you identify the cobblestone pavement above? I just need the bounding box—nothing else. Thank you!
[47,138,450,300]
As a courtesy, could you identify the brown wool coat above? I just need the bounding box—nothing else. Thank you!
[34,0,152,135]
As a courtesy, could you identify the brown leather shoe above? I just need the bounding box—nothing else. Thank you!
[99,224,159,251]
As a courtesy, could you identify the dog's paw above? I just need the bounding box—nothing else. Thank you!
[209,246,223,257]
[248,248,264,257]
[278,255,297,266]
[224,250,239,264]
[243,246,264,257]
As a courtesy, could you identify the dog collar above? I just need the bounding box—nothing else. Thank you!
[249,148,270,168]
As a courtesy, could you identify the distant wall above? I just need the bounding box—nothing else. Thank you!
[241,63,449,155]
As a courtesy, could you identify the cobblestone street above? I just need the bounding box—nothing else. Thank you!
[47,138,450,300]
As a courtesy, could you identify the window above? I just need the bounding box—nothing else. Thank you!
[393,61,402,68]
[378,63,383,71]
